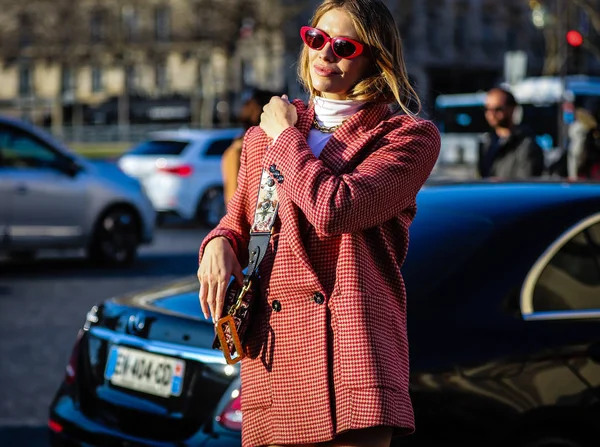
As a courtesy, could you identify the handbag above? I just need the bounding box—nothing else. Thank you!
[213,169,280,365]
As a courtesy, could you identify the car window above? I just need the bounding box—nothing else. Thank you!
[204,138,234,157]
[128,140,189,156]
[529,219,600,314]
[0,125,61,169]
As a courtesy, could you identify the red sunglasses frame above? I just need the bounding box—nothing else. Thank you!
[300,26,365,60]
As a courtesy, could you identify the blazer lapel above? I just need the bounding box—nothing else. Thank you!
[293,99,314,140]
[318,103,390,174]
[255,100,319,281]
[264,101,391,284]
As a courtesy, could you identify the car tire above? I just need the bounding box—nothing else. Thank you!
[196,187,225,228]
[88,206,140,267]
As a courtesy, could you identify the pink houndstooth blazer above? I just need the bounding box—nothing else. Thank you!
[199,99,440,447]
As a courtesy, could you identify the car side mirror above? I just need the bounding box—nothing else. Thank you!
[53,157,82,177]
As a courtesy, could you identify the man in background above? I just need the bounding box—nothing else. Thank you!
[478,87,545,179]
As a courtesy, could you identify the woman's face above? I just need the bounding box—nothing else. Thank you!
[309,9,371,100]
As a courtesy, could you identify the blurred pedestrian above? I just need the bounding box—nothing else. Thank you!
[578,123,600,180]
[568,107,597,180]
[222,89,281,206]
[477,87,545,179]
[197,0,440,446]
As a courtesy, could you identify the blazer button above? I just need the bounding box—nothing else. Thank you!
[269,164,277,173]
[312,292,325,305]
[276,175,284,184]
[272,300,282,312]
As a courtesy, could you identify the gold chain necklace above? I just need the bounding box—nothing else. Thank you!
[312,117,344,133]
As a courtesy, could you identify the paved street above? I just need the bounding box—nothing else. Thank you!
[0,223,210,446]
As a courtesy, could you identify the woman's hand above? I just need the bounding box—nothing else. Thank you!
[259,95,298,141]
[197,237,244,322]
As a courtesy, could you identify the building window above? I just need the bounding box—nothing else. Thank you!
[155,64,168,91]
[126,66,137,93]
[90,9,106,43]
[506,7,521,51]
[122,6,138,42]
[530,219,600,313]
[396,2,413,41]
[155,6,170,42]
[61,67,74,94]
[454,1,468,52]
[91,66,103,93]
[481,5,496,55]
[196,4,218,39]
[18,13,33,47]
[18,64,33,96]
[426,0,441,54]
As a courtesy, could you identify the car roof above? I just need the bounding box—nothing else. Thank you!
[418,180,600,224]
[147,127,243,142]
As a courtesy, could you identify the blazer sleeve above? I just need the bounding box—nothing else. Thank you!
[199,130,253,267]
[262,118,440,237]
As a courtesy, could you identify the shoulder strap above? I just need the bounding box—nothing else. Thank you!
[243,168,280,284]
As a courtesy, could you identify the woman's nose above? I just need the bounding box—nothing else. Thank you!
[319,42,336,61]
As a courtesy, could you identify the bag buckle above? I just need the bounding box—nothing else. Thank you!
[215,315,245,365]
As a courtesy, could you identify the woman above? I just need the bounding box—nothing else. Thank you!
[198,0,440,446]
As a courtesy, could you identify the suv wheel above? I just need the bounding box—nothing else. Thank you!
[196,187,225,228]
[88,207,139,266]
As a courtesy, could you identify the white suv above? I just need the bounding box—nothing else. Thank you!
[0,116,155,265]
[117,128,242,227]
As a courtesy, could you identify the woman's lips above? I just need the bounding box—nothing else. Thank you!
[314,65,339,77]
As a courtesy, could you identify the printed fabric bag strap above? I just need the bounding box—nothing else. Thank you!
[214,168,280,364]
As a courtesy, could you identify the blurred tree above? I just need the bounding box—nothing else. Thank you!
[0,0,89,129]
[530,0,600,75]
[0,0,309,128]
[570,0,600,62]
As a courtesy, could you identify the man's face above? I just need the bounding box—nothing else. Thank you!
[484,91,514,129]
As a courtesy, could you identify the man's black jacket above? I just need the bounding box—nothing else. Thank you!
[478,126,545,179]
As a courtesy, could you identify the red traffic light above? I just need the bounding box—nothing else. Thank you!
[566,30,583,47]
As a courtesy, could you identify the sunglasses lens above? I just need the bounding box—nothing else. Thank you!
[333,39,357,58]
[304,29,325,50]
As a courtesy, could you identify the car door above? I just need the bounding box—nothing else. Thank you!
[0,123,88,249]
[521,214,600,402]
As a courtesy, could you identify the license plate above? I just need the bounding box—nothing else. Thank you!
[104,346,185,398]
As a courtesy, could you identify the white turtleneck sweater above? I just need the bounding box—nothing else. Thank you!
[308,96,366,158]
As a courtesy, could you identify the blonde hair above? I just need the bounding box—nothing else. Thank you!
[298,0,420,116]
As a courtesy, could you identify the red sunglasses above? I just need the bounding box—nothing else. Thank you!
[300,26,365,59]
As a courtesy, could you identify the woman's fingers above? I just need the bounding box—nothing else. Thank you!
[215,279,226,323]
[197,236,244,322]
[207,279,217,323]
[198,268,210,320]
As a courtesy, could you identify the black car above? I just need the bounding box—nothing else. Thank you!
[50,181,600,447]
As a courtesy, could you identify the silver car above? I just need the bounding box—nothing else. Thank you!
[0,116,155,265]
[117,128,242,227]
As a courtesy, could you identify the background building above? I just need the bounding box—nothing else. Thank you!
[0,0,290,131]
[0,0,598,131]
